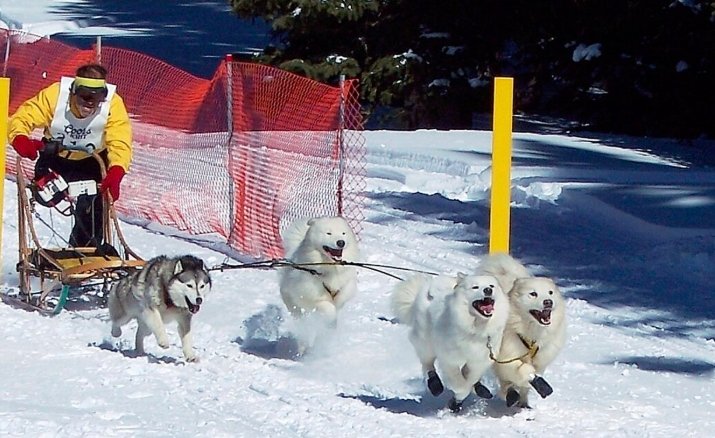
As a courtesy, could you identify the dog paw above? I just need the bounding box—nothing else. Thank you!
[157,337,170,349]
[111,326,122,337]
[296,341,309,357]
[427,371,444,396]
[506,388,520,407]
[473,381,493,399]
[448,397,463,413]
[530,375,553,398]
[185,355,200,363]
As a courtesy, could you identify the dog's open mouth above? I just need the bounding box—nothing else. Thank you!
[322,246,343,262]
[472,297,495,317]
[185,297,201,314]
[530,308,552,325]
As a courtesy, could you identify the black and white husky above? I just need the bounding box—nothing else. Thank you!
[108,255,212,362]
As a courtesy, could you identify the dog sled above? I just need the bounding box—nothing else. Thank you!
[5,141,144,315]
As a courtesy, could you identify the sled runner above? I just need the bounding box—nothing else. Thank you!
[6,143,144,315]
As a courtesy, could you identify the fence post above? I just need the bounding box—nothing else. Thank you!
[489,77,514,254]
[337,74,345,216]
[0,77,9,273]
[95,36,102,63]
[224,54,237,242]
[225,54,234,137]
[3,33,10,77]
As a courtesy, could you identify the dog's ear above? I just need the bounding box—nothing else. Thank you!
[174,260,183,275]
[307,217,317,227]
[454,272,467,288]
[509,278,526,293]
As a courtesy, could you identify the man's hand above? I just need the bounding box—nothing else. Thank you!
[100,166,126,201]
[12,135,43,160]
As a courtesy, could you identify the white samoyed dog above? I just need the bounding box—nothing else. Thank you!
[278,216,359,353]
[479,253,567,408]
[391,273,509,412]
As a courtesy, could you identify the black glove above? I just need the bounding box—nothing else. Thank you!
[41,137,65,155]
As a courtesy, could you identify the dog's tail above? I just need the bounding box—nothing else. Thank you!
[478,252,532,294]
[280,218,311,258]
[390,274,429,325]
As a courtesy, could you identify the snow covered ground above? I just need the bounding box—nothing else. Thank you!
[2,1,714,436]
[1,129,714,437]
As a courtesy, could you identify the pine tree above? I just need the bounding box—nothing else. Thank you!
[230,0,494,128]
[230,0,715,137]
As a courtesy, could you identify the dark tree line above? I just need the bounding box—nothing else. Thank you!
[230,0,715,138]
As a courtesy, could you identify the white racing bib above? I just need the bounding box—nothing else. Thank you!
[49,76,116,154]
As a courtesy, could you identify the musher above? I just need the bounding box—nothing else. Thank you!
[9,63,133,248]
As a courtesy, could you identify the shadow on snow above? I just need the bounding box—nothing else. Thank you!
[367,177,715,334]
[600,356,715,376]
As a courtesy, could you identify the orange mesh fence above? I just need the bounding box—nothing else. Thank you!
[2,30,365,259]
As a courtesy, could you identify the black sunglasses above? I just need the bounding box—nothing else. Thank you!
[73,86,108,106]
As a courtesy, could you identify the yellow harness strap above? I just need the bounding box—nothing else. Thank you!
[518,334,540,359]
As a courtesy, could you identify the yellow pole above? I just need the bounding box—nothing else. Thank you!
[0,77,8,275]
[489,77,514,254]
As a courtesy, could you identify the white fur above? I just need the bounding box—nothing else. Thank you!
[391,273,509,408]
[478,252,532,293]
[278,216,359,353]
[479,253,567,408]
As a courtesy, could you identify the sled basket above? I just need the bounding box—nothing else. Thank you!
[6,155,145,315]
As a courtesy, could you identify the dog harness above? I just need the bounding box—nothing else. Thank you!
[517,333,540,360]
[288,263,340,298]
[487,334,540,364]
[162,286,176,309]
[323,283,339,298]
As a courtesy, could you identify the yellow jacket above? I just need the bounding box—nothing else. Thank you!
[9,82,133,172]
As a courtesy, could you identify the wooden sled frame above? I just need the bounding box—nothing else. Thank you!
[11,155,145,314]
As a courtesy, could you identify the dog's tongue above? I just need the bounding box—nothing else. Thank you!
[531,308,551,324]
[473,298,494,316]
[185,297,201,314]
[323,246,343,259]
[540,309,552,323]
